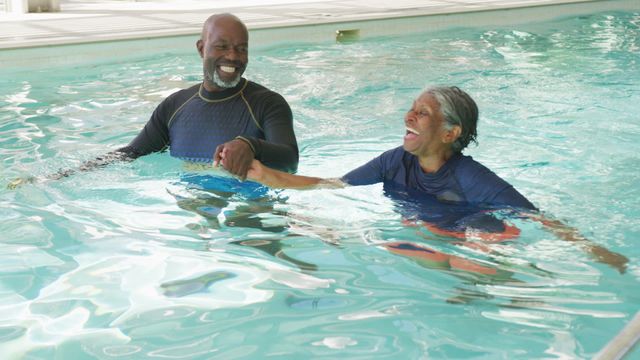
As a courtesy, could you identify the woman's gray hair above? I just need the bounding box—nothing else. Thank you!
[426,86,478,153]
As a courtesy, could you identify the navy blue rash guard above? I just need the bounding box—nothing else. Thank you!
[383,185,524,233]
[341,146,536,211]
[118,78,298,172]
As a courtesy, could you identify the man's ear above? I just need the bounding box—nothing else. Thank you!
[196,39,204,58]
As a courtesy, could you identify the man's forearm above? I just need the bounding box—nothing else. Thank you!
[49,147,138,180]
[8,147,140,189]
[245,137,298,173]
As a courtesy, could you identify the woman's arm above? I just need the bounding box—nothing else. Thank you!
[246,159,344,189]
[528,213,629,274]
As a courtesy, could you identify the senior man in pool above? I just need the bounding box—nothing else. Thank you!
[8,13,297,187]
[124,13,298,178]
[235,86,628,274]
[6,13,307,270]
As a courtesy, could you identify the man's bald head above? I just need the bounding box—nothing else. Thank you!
[201,13,248,42]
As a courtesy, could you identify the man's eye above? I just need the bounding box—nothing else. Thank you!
[214,45,228,50]
[236,46,248,53]
[419,111,430,117]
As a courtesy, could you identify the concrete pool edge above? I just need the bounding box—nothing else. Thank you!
[249,0,639,46]
[0,0,637,71]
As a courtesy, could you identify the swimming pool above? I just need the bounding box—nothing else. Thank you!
[1,9,639,359]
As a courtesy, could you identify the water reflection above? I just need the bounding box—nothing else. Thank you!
[362,186,629,309]
[161,271,237,297]
[172,173,318,271]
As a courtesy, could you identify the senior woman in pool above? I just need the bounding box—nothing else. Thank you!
[220,85,628,274]
[236,86,534,209]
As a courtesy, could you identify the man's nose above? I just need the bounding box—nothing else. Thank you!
[224,47,241,60]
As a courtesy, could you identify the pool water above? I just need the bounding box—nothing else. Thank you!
[1,10,639,359]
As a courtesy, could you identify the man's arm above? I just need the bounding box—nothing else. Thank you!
[213,89,298,179]
[7,148,138,189]
[213,137,255,181]
[251,95,299,172]
[7,92,179,189]
[251,91,299,172]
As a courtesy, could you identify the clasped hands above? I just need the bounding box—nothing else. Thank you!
[213,138,261,181]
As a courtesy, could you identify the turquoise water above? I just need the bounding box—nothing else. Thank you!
[1,10,639,359]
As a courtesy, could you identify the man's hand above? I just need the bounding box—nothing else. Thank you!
[213,138,254,180]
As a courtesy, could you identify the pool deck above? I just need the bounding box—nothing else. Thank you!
[0,0,637,50]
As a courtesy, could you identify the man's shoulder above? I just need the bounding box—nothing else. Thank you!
[245,80,285,100]
[245,80,271,92]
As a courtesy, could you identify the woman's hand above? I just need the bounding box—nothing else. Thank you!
[246,159,265,183]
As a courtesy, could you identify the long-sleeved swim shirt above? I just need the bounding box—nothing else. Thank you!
[118,78,298,172]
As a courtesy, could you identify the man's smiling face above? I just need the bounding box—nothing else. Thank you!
[197,15,248,90]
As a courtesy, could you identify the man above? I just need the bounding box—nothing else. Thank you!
[123,13,301,264]
[8,13,297,188]
[119,13,298,178]
[121,13,298,178]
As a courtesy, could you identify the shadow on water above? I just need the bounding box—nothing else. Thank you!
[161,270,237,297]
[170,173,318,272]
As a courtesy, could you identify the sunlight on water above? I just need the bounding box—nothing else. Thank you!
[0,10,639,359]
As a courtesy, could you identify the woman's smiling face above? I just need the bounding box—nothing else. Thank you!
[403,92,450,158]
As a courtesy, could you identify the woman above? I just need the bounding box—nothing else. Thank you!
[240,86,535,210]
[226,86,627,274]
[239,86,533,276]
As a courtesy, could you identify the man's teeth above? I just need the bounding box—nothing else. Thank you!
[406,127,420,135]
[220,66,236,73]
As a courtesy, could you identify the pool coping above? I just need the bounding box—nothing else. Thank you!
[0,0,637,71]
[0,0,637,51]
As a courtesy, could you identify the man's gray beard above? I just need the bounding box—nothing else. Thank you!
[208,70,241,89]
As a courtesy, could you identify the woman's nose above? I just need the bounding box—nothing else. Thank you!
[405,110,416,124]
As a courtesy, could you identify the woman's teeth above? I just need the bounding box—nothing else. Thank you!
[406,127,420,135]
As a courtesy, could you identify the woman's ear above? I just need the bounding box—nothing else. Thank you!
[443,125,462,144]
